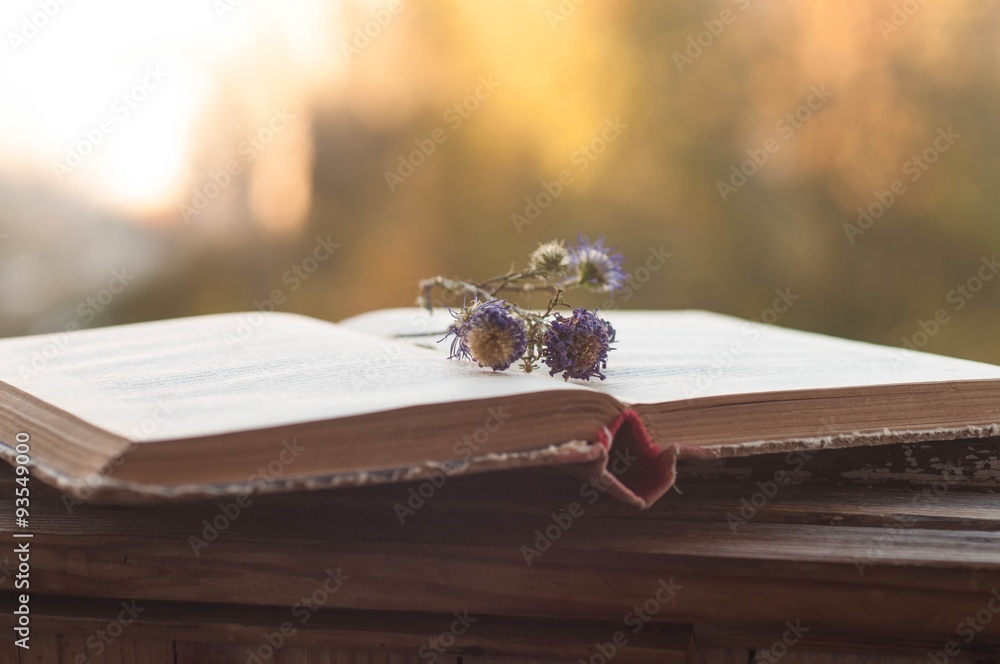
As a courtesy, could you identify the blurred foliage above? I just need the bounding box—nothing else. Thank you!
[3,0,1000,364]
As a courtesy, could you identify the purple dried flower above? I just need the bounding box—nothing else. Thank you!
[542,308,616,381]
[443,300,527,371]
[568,235,628,293]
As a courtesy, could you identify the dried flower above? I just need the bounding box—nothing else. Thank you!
[568,235,628,293]
[443,300,527,371]
[420,236,628,378]
[529,240,571,275]
[442,304,475,361]
[542,308,616,381]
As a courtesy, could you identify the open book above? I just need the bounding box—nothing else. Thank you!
[2,309,999,507]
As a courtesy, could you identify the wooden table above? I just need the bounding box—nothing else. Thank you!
[2,438,1000,663]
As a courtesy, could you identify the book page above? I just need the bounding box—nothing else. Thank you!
[342,308,1000,406]
[0,313,594,441]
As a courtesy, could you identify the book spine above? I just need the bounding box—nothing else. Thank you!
[585,409,702,508]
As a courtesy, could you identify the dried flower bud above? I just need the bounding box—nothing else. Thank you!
[529,240,571,275]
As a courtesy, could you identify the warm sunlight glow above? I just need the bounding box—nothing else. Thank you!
[0,0,340,219]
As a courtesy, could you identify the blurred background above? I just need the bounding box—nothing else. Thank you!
[1,0,999,361]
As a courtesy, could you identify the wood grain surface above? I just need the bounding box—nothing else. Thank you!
[2,437,999,662]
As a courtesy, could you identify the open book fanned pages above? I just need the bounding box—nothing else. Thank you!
[1,309,999,508]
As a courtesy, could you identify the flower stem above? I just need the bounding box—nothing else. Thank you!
[418,275,533,317]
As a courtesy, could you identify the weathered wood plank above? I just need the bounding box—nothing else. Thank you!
[3,464,999,561]
[0,635,17,664]
[173,643,456,664]
[776,654,975,664]
[9,633,173,664]
[0,594,693,662]
[696,623,1000,660]
[174,641,246,663]
[696,649,749,664]
[15,632,60,664]
[2,439,999,654]
[678,438,1000,488]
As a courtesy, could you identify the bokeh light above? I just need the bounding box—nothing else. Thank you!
[2,0,999,365]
